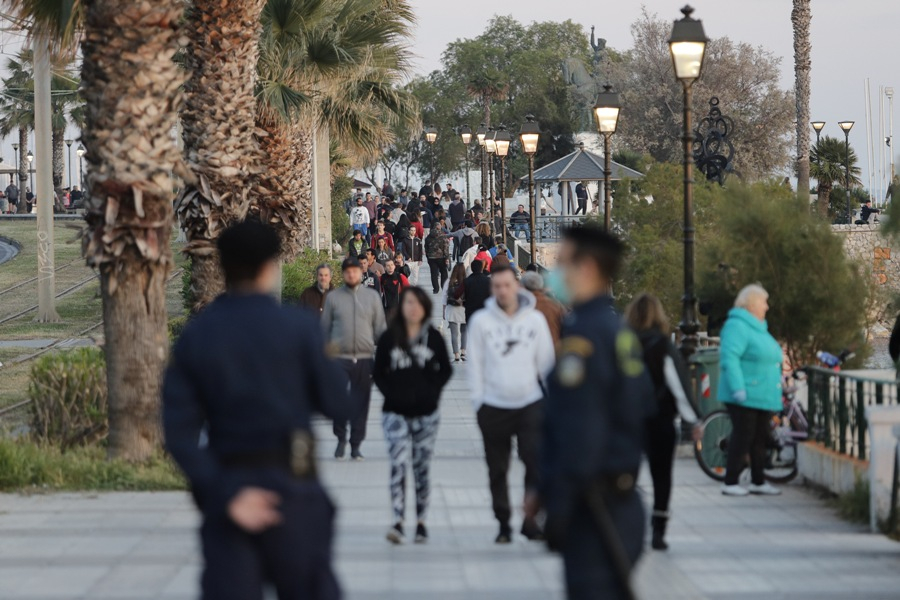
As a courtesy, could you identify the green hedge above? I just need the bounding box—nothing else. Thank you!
[28,348,108,450]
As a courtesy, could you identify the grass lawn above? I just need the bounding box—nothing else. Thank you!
[0,220,187,409]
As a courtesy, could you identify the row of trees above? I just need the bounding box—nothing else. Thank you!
[368,10,796,195]
[18,0,418,461]
[0,49,82,212]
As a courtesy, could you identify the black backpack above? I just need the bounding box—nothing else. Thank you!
[458,231,476,255]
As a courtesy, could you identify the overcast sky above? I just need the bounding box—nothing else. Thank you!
[408,0,899,197]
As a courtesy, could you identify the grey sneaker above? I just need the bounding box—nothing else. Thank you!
[748,482,782,496]
[351,447,364,461]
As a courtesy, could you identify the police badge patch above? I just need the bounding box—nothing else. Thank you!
[556,336,594,388]
[615,329,645,377]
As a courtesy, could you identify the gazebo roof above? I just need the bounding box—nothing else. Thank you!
[525,143,644,183]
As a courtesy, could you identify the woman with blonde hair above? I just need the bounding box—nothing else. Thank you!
[717,284,783,497]
[624,293,700,551]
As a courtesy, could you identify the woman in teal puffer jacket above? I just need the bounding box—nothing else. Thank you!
[717,284,784,497]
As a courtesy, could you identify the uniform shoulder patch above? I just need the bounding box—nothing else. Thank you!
[555,336,593,388]
[615,329,645,378]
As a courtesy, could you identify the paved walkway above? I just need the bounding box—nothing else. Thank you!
[1,268,899,599]
[0,238,18,265]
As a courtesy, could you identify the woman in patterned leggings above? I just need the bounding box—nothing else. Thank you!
[374,287,453,544]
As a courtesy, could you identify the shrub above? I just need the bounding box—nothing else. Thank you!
[282,250,343,304]
[0,439,184,491]
[181,257,195,314]
[28,348,108,450]
[168,315,189,343]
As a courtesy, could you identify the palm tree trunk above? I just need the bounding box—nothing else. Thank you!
[16,127,29,213]
[818,182,832,217]
[81,0,185,461]
[177,0,267,312]
[254,113,302,259]
[792,0,812,199]
[52,127,65,191]
[295,126,314,247]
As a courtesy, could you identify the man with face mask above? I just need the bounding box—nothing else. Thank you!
[526,224,654,600]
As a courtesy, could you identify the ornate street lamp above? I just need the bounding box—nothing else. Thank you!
[11,142,19,182]
[76,144,86,189]
[838,120,855,225]
[476,124,488,206]
[593,84,622,232]
[520,115,541,261]
[26,150,34,193]
[65,139,74,189]
[459,125,473,208]
[494,127,511,245]
[485,129,497,228]
[669,4,708,357]
[811,121,825,193]
[424,126,438,187]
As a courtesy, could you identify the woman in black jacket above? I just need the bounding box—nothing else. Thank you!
[374,287,452,545]
[624,293,701,551]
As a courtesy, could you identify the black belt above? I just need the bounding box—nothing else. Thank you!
[219,430,318,480]
[598,471,639,495]
[220,450,290,471]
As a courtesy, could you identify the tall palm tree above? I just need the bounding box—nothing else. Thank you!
[811,136,862,217]
[177,0,268,312]
[253,0,417,257]
[0,58,33,213]
[792,0,812,199]
[13,0,188,461]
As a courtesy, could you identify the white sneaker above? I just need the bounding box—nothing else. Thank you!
[722,484,750,497]
[748,482,782,496]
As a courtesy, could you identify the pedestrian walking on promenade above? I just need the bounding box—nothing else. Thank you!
[350,197,370,240]
[424,223,450,294]
[467,265,555,544]
[406,227,424,285]
[359,257,382,295]
[520,272,565,348]
[297,263,334,315]
[380,259,409,317]
[463,260,491,323]
[394,253,411,279]
[526,225,654,600]
[323,257,387,461]
[624,293,701,551]
[163,221,352,600]
[718,284,784,497]
[442,262,468,362]
[347,230,366,259]
[374,287,452,545]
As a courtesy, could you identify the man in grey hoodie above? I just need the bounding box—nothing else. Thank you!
[322,257,387,460]
[466,265,555,544]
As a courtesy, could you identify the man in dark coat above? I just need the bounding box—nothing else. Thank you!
[163,221,352,600]
[298,264,334,315]
[463,259,492,322]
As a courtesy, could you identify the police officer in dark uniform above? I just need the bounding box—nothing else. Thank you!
[526,225,654,600]
[163,221,353,600]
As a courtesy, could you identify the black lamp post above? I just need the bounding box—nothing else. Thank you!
[811,121,825,191]
[76,144,86,189]
[669,4,708,357]
[494,127,512,246]
[424,126,438,187]
[459,125,473,208]
[593,85,622,232]
[476,124,488,207]
[65,139,74,189]
[520,116,541,260]
[485,129,497,230]
[838,120,855,224]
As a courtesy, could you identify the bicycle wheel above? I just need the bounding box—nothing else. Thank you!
[764,424,799,483]
[694,410,732,482]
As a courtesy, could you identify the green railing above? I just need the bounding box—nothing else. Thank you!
[806,367,900,461]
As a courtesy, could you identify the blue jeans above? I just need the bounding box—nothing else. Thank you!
[353,223,368,241]
[513,223,530,241]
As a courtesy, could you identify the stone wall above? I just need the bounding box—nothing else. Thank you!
[833,224,900,292]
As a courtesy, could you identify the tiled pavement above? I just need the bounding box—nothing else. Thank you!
[0,266,898,599]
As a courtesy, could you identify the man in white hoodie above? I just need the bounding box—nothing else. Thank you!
[466,265,556,544]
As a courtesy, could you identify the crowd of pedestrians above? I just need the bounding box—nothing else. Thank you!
[161,185,792,599]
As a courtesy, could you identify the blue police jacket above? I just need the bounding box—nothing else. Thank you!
[541,295,655,515]
[163,293,352,517]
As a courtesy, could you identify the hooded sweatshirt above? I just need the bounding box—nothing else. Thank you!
[466,291,556,411]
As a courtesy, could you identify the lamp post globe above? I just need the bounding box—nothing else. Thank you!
[593,85,622,232]
[424,126,438,188]
[76,145,86,190]
[459,125,473,207]
[493,127,511,245]
[520,115,541,261]
[65,139,74,189]
[838,121,855,225]
[669,4,708,358]
[26,150,34,193]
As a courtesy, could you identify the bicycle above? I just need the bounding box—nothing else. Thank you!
[694,371,808,483]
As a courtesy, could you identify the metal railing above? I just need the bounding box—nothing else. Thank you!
[806,367,900,461]
[504,215,586,245]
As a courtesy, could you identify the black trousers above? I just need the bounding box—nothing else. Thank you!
[201,476,339,600]
[427,258,448,293]
[644,415,677,514]
[333,358,373,447]
[476,401,542,526]
[724,403,772,486]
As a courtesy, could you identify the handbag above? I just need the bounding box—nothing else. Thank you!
[448,283,464,306]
